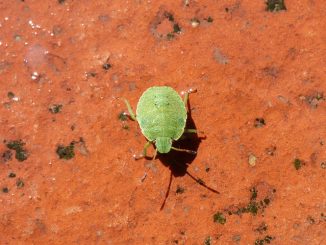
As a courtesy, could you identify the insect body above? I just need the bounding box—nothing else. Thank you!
[124,86,198,159]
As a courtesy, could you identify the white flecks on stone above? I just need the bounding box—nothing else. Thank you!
[28,20,34,27]
[248,154,257,167]
[191,19,200,28]
[31,71,39,80]
[64,206,82,215]
[11,95,20,102]
[28,19,41,29]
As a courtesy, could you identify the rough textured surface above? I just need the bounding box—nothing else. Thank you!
[0,0,325,244]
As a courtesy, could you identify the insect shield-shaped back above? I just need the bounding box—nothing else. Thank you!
[136,86,187,154]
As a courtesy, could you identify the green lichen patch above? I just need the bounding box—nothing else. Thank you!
[265,0,286,12]
[6,140,24,151]
[241,202,259,216]
[241,199,270,216]
[265,146,276,156]
[85,71,97,78]
[56,142,75,160]
[150,10,182,40]
[7,91,15,99]
[168,22,182,38]
[6,91,19,101]
[250,187,258,201]
[15,150,28,162]
[102,62,112,70]
[49,104,63,114]
[6,140,28,161]
[303,92,325,108]
[164,11,174,21]
[213,212,226,224]
[176,185,185,194]
[227,183,275,217]
[173,23,181,33]
[16,179,24,188]
[306,215,315,224]
[205,16,214,23]
[321,162,326,169]
[254,235,274,245]
[122,124,129,130]
[254,118,266,128]
[118,112,128,121]
[320,213,326,222]
[8,172,16,178]
[254,222,268,234]
[232,187,260,216]
[294,158,303,170]
[166,33,175,40]
[118,112,130,130]
[204,236,212,245]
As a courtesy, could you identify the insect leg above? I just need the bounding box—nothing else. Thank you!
[171,147,197,155]
[184,128,206,138]
[152,148,158,160]
[123,99,137,121]
[184,129,197,133]
[160,171,173,210]
[185,171,220,194]
[182,88,197,107]
[134,141,152,160]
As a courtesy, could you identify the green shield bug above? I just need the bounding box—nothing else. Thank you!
[124,86,198,159]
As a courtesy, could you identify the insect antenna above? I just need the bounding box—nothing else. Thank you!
[169,159,220,194]
[185,170,220,194]
[160,171,173,210]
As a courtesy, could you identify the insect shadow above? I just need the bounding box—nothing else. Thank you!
[156,100,219,209]
[158,108,200,176]
[123,87,219,210]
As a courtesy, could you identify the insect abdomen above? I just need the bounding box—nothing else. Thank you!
[136,86,187,141]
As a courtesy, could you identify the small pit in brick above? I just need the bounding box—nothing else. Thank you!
[150,9,182,40]
[2,150,13,163]
[254,118,266,128]
[266,0,286,12]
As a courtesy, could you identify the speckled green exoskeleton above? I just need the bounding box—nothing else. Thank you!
[124,86,198,159]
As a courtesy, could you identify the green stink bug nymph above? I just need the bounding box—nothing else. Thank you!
[124,86,198,159]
